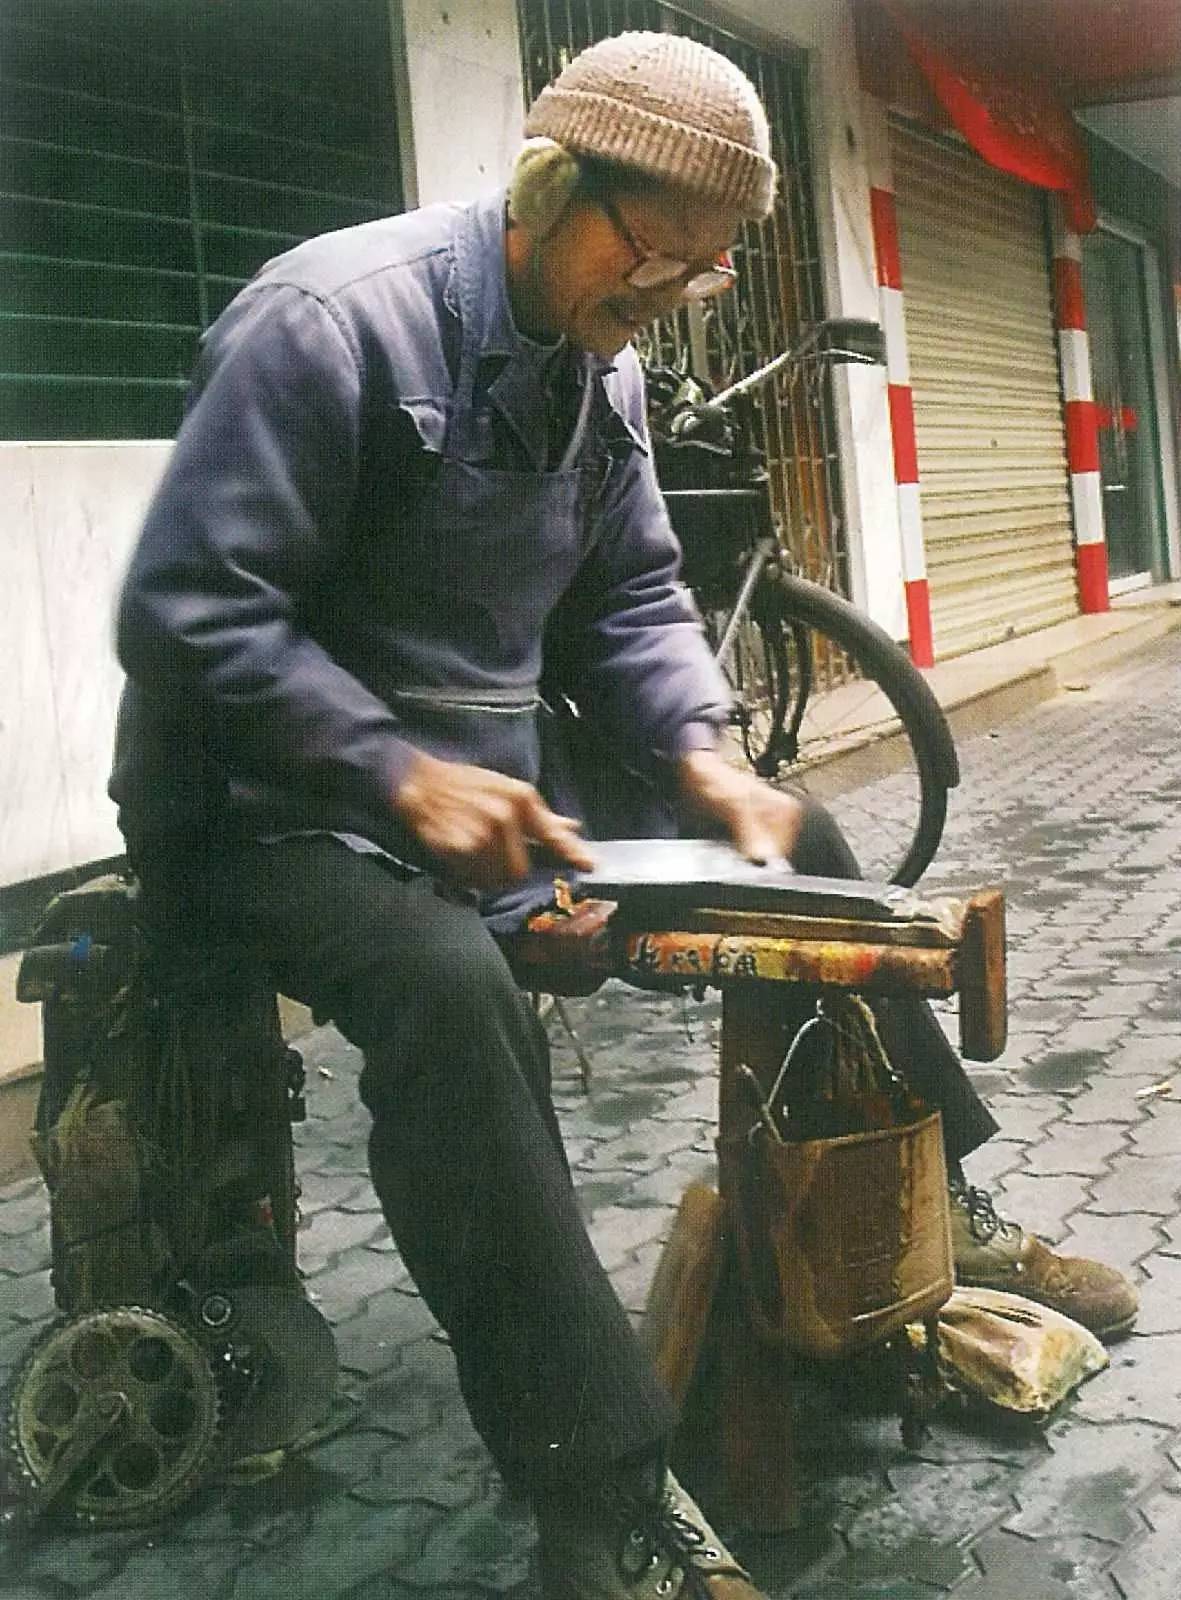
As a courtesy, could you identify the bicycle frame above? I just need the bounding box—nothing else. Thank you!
[648,317,961,885]
[711,536,775,673]
[663,317,885,613]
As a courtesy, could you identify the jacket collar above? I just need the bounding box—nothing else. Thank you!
[450,191,623,470]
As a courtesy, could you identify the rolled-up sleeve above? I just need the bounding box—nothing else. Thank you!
[117,283,419,815]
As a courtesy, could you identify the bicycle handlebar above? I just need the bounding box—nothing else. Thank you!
[692,317,885,415]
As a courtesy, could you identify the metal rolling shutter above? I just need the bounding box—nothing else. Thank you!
[890,124,1077,658]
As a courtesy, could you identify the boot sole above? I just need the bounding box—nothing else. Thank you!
[1096,1311,1137,1342]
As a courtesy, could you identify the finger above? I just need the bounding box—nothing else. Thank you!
[728,806,784,865]
[735,830,778,866]
[521,800,596,871]
[429,829,493,891]
[518,797,584,834]
[537,821,596,871]
[427,818,518,892]
[771,796,806,861]
[548,810,585,833]
[497,817,532,885]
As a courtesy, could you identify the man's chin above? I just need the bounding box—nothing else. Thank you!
[573,297,678,357]
[597,333,634,359]
[575,305,647,359]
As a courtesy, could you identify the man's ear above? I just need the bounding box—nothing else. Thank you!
[508,137,581,237]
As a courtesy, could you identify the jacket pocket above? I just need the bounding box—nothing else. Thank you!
[387,687,544,786]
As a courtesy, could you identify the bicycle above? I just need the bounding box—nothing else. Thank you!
[646,319,960,887]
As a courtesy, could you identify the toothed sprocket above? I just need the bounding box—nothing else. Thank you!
[7,1305,220,1527]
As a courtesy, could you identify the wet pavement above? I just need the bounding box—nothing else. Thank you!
[2,631,1180,1598]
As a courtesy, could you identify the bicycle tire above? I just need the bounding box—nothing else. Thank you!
[747,571,960,886]
[703,588,791,775]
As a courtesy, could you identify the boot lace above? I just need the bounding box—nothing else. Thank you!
[611,1483,722,1598]
[951,1178,1021,1247]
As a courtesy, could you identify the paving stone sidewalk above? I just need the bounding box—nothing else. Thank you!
[1,631,1179,1599]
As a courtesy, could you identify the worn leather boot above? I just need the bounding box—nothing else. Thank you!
[950,1178,1138,1340]
[536,1467,764,1599]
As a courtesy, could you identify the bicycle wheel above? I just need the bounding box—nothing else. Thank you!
[703,589,790,776]
[747,572,960,886]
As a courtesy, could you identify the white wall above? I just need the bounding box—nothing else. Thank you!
[389,0,526,205]
[2,2,530,895]
[1,444,169,884]
[716,0,906,637]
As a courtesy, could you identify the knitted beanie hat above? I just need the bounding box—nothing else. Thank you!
[524,32,777,220]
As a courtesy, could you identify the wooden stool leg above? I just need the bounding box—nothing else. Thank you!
[641,1183,725,1408]
[552,996,595,1092]
[715,983,812,1532]
[719,1278,801,1532]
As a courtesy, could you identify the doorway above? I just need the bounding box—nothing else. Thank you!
[1082,228,1170,588]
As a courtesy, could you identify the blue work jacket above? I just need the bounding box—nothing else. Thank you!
[110,190,731,926]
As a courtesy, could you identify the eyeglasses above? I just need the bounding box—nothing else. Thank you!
[601,196,737,301]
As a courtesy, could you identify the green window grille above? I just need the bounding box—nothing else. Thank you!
[1,0,403,440]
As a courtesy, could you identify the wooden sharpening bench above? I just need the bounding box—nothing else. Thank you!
[503,874,1006,1531]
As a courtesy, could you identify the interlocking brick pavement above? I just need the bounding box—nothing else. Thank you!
[1,631,1180,1597]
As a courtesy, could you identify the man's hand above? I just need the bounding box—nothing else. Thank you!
[393,750,596,891]
[675,748,805,865]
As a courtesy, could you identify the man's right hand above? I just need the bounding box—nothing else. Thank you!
[392,750,596,891]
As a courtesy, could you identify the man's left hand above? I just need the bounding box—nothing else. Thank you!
[675,747,804,864]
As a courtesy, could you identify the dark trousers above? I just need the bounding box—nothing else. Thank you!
[130,806,996,1490]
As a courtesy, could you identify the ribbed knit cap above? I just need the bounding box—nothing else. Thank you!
[524,32,777,220]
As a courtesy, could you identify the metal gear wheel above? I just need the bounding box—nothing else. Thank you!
[7,1305,220,1527]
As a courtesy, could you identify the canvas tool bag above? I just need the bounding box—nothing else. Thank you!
[18,874,301,1315]
[723,995,954,1360]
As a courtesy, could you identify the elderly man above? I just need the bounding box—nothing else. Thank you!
[110,32,1134,1600]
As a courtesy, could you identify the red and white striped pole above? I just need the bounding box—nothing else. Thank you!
[866,126,934,666]
[1052,203,1109,613]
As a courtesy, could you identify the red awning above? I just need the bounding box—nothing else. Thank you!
[885,0,1181,106]
[874,0,1098,231]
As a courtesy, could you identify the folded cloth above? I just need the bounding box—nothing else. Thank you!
[908,1285,1108,1419]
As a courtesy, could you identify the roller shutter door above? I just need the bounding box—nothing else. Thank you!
[890,124,1077,657]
